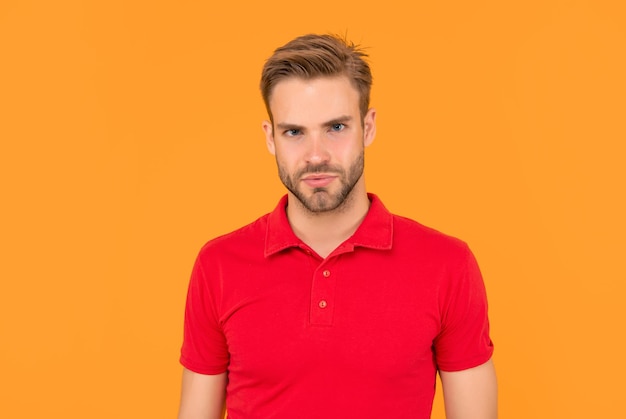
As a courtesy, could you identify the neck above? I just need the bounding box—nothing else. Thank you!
[286,180,370,258]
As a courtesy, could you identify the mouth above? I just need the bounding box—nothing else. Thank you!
[301,174,337,188]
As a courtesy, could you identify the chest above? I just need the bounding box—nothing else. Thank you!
[218,250,444,382]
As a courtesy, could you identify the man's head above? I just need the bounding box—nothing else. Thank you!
[260,34,376,214]
[260,34,372,123]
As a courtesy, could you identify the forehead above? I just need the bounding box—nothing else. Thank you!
[269,76,361,123]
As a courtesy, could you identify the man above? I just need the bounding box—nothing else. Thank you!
[178,34,496,419]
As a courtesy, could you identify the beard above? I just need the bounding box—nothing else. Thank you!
[277,151,364,214]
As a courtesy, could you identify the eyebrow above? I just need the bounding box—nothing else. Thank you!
[276,122,304,131]
[276,115,354,131]
[322,115,353,128]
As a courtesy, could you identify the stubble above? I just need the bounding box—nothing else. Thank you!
[277,152,364,214]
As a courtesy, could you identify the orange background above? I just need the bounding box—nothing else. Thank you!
[1,1,625,418]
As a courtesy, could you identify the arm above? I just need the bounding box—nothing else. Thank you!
[178,368,227,419]
[439,359,497,419]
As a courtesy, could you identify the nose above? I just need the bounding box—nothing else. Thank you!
[305,131,330,164]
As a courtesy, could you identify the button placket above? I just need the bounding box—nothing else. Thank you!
[310,262,337,325]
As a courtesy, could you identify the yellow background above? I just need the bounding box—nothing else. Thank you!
[1,0,625,417]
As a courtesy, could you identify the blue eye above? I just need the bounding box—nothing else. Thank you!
[331,123,345,132]
[285,129,300,136]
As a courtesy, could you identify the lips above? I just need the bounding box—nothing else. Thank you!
[301,174,337,188]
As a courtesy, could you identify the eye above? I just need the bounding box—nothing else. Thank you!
[330,123,345,132]
[284,129,301,137]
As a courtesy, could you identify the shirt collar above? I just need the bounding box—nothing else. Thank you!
[264,193,393,257]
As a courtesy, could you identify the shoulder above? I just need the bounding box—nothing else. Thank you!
[387,213,478,276]
[195,213,270,262]
[391,214,470,258]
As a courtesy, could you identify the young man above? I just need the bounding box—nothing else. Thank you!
[178,34,496,419]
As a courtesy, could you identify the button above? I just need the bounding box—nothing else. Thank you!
[318,300,328,308]
[322,270,331,277]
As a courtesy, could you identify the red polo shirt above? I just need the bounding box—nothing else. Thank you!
[181,194,493,418]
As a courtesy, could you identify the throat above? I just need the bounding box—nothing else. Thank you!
[296,223,356,259]
[286,192,371,259]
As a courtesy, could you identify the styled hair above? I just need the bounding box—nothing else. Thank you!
[260,34,372,121]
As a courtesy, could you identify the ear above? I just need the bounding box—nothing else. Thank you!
[363,108,376,147]
[262,120,276,155]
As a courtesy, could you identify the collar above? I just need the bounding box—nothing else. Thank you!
[264,193,394,257]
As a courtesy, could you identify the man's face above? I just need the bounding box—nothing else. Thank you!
[262,76,376,213]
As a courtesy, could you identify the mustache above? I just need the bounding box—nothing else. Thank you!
[296,164,344,178]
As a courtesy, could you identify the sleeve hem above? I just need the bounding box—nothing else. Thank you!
[437,348,494,372]
[180,356,228,375]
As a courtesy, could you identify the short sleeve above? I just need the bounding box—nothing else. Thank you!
[180,251,230,374]
[434,244,494,371]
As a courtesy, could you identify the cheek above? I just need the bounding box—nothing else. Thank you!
[275,144,304,163]
[274,149,298,172]
[332,139,363,161]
